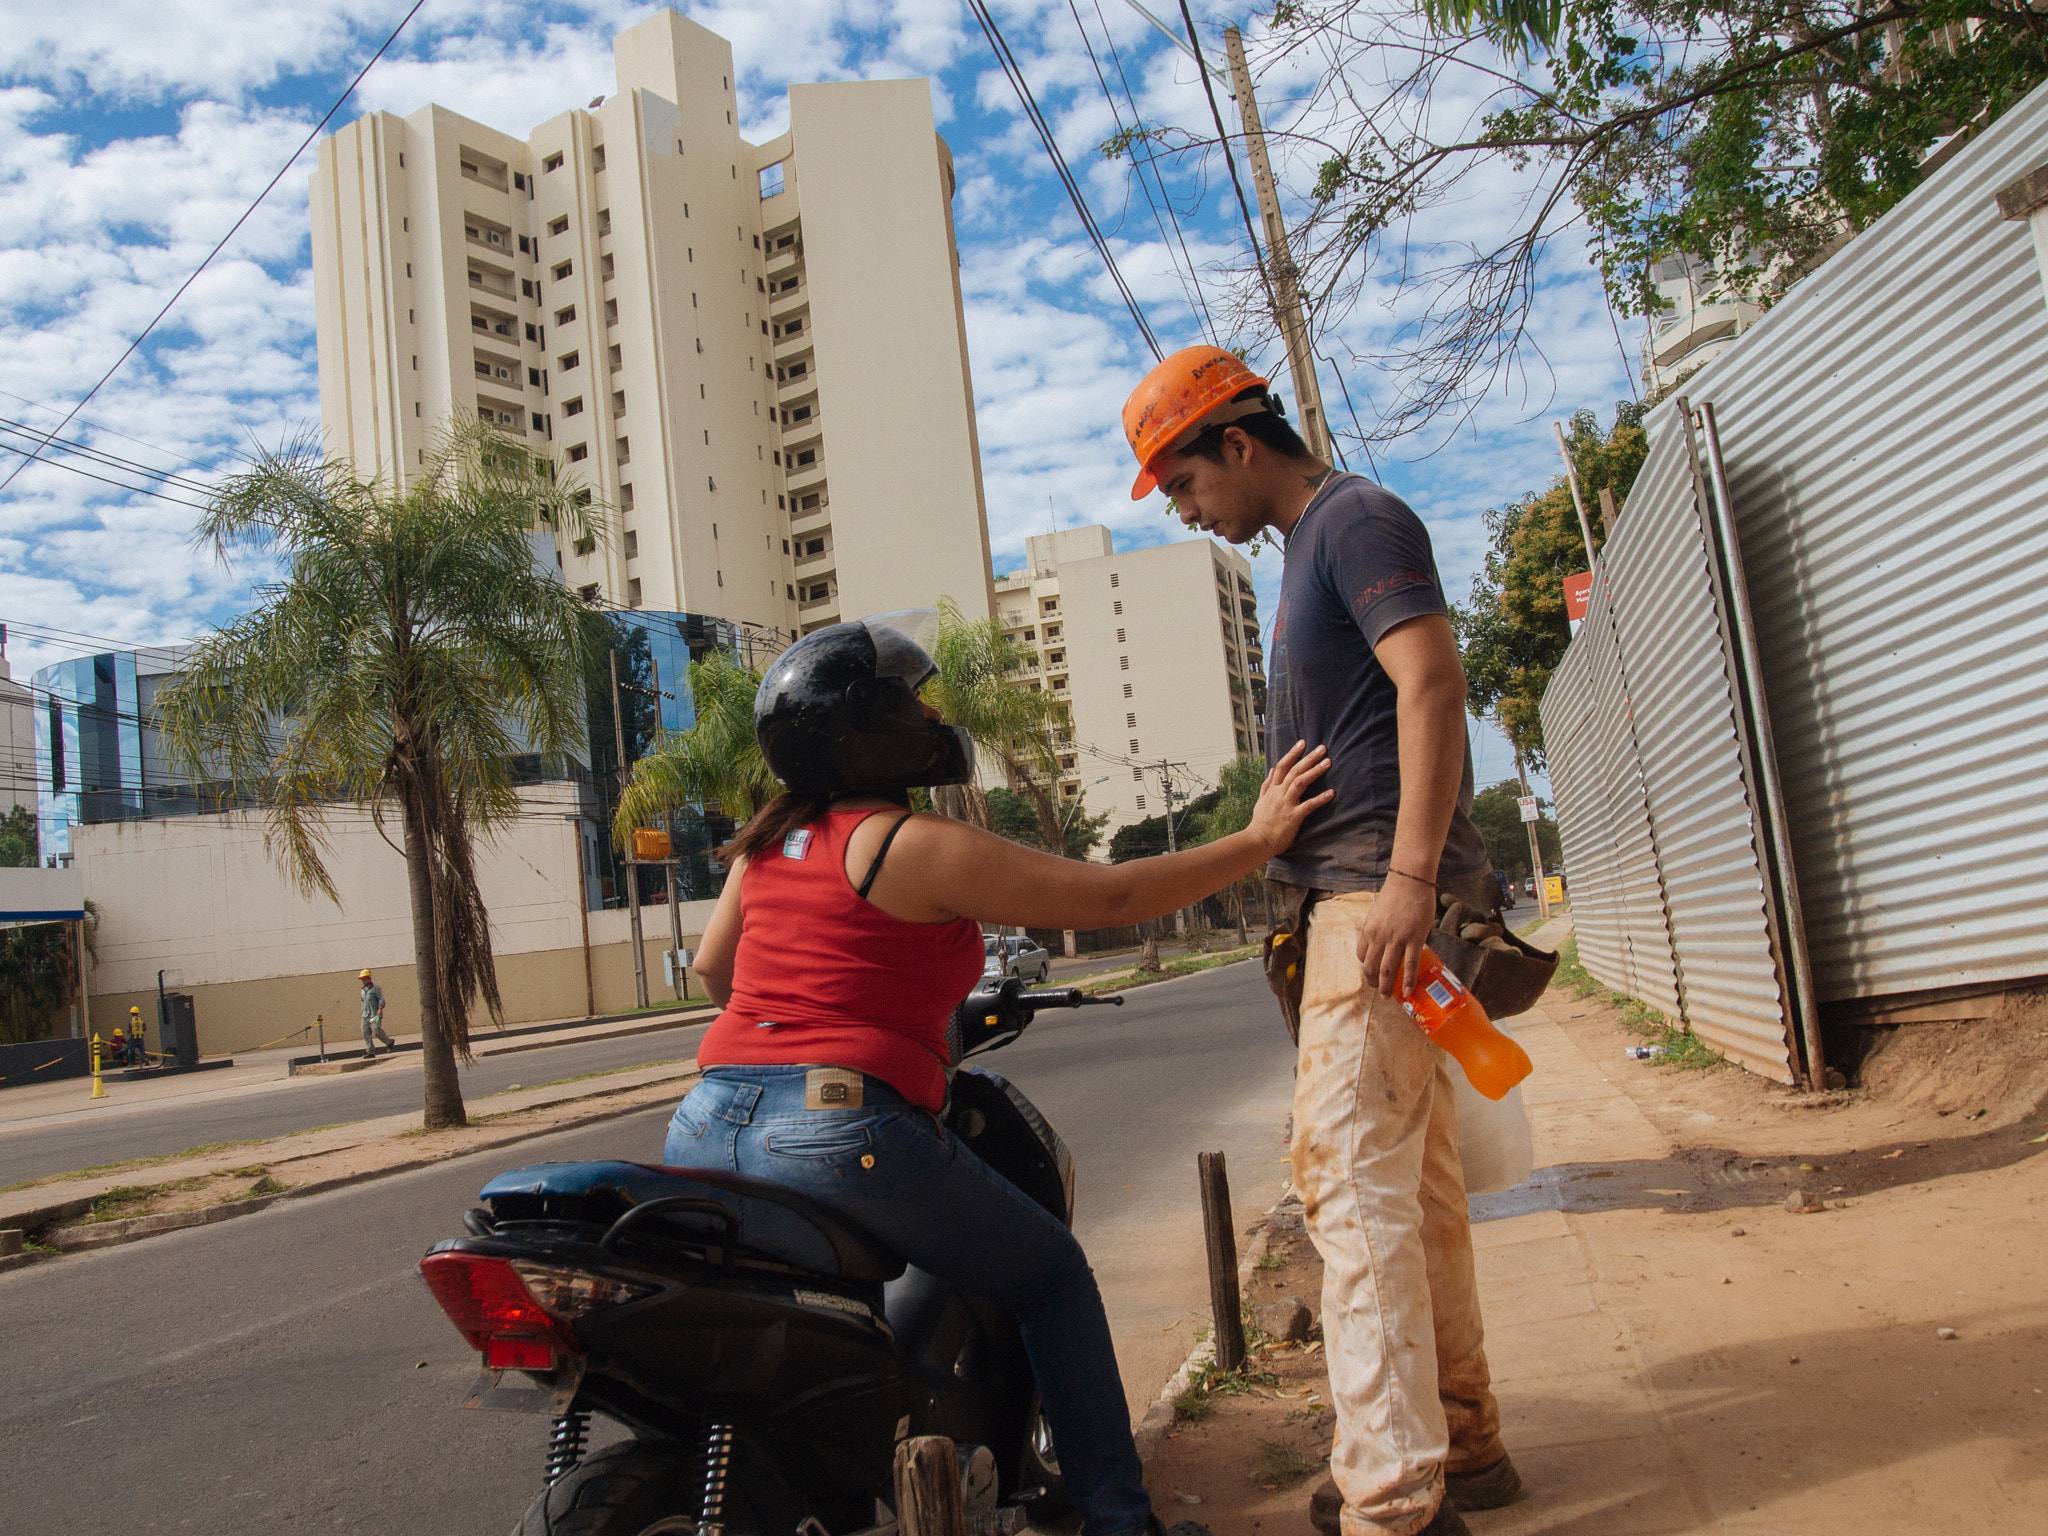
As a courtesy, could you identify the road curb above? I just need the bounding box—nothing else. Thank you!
[20,1070,700,1264]
[1081,953,1261,999]
[1131,1177,1292,1465]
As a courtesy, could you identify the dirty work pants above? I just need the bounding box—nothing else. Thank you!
[1291,890,1503,1536]
[362,1018,394,1054]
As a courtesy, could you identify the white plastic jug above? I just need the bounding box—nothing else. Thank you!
[1454,1073,1533,1194]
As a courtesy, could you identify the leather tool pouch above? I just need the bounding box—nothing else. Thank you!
[1262,880,1321,1047]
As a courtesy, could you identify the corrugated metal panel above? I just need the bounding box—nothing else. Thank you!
[1542,624,1628,989]
[1605,423,1794,1081]
[1676,82,2048,1003]
[1540,578,1681,1014]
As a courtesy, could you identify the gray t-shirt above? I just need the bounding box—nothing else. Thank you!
[360,984,385,1023]
[1264,474,1491,895]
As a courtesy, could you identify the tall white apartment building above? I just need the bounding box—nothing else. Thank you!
[310,9,996,635]
[994,526,1266,843]
[1640,253,1766,395]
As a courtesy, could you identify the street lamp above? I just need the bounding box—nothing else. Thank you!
[1060,776,1110,834]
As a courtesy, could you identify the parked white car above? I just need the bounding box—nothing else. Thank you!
[982,935,1052,984]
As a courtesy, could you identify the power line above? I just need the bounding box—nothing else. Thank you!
[962,0,1164,361]
[1176,0,1280,326]
[0,0,427,498]
[0,388,212,473]
[0,417,216,495]
[0,440,213,511]
[1076,0,1219,345]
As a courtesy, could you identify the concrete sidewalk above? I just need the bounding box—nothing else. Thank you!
[1140,950,2048,1533]
[0,1055,702,1239]
[0,1001,715,1133]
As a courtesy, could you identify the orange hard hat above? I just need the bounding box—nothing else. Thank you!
[1122,345,1271,499]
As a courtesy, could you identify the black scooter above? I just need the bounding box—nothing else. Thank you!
[419,978,1122,1536]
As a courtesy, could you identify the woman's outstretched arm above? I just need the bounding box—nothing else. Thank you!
[855,742,1332,931]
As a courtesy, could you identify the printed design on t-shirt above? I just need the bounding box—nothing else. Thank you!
[782,828,814,860]
[1349,569,1437,625]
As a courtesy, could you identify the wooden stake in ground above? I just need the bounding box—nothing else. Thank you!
[1198,1150,1245,1372]
[894,1436,966,1536]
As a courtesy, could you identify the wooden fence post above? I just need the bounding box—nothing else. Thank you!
[1198,1150,1245,1372]
[894,1435,966,1536]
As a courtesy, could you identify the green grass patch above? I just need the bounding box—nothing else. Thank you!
[1255,1250,1287,1270]
[1077,945,1260,996]
[487,1058,691,1097]
[0,1137,271,1194]
[1556,938,1728,1073]
[1256,1440,1324,1485]
[1173,1338,1280,1420]
[240,1175,287,1198]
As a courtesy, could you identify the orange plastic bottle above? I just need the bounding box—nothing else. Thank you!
[1396,949,1533,1101]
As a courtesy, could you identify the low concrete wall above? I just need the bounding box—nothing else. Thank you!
[0,1037,91,1090]
[87,929,710,1057]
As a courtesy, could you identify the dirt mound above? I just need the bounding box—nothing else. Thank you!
[1852,989,2048,1127]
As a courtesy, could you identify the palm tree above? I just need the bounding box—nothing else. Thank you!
[157,421,600,1130]
[925,599,1076,855]
[610,650,778,847]
[1417,0,1560,54]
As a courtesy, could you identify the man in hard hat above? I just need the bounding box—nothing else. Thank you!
[1123,347,1515,1536]
[125,1005,148,1065]
[359,970,394,1059]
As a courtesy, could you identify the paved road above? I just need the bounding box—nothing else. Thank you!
[0,1022,714,1187]
[0,960,1294,1534]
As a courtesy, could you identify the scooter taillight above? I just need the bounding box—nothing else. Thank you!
[419,1252,579,1369]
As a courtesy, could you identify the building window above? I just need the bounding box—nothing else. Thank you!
[624,531,642,559]
[552,260,573,281]
[563,397,583,416]
[525,322,538,342]
[1113,600,1123,615]
[548,216,568,236]
[1109,573,1120,588]
[1135,795,1146,810]
[528,367,542,386]
[567,443,588,462]
[1126,713,1137,728]
[787,584,796,599]
[760,162,786,198]
[1048,650,1064,665]
[573,534,595,556]
[620,483,634,509]
[514,172,526,191]
[559,351,579,371]
[518,235,530,254]
[616,437,630,463]
[627,578,642,607]
[544,152,564,173]
[1119,656,1129,671]
[1116,627,1126,643]
[591,145,607,172]
[795,450,815,466]
[1129,738,1141,753]
[1123,683,1132,698]
[523,279,534,298]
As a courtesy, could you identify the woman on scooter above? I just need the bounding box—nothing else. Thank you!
[666,611,1332,1536]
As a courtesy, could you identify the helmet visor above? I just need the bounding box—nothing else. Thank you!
[860,609,942,693]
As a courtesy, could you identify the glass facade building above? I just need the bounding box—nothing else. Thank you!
[30,614,775,903]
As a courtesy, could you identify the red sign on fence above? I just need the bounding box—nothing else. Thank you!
[1562,570,1594,623]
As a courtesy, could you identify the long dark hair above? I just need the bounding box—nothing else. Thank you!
[722,788,909,865]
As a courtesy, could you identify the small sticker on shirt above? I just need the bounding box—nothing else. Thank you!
[782,828,813,860]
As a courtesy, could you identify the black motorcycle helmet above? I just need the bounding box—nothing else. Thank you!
[754,610,975,795]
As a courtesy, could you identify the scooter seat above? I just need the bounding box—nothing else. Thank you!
[479,1161,906,1283]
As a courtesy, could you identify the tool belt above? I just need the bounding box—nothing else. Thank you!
[1262,880,1320,1047]
[1262,874,1558,1046]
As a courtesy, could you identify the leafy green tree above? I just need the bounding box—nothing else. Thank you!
[925,599,1078,855]
[1242,0,2048,444]
[1452,403,1648,766]
[612,651,776,845]
[1190,754,1271,941]
[156,422,600,1130]
[1470,779,1563,881]
[0,805,36,868]
[1109,788,1222,863]
[986,785,1111,860]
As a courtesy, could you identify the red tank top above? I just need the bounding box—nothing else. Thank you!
[698,809,985,1110]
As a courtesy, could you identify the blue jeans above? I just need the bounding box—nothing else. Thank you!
[664,1065,1152,1536]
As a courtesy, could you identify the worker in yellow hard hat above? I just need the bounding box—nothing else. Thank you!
[1123,346,1515,1536]
[359,969,394,1059]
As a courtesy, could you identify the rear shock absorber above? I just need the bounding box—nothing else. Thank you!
[697,1422,736,1536]
[545,1410,591,1484]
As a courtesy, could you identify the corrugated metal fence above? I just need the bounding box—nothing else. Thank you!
[1542,79,2048,1080]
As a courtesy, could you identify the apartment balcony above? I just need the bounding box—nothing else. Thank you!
[471,307,519,343]
[467,263,517,301]
[785,447,826,491]
[768,273,805,312]
[789,502,831,538]
[776,358,815,394]
[778,402,820,437]
[474,353,523,390]
[773,325,813,363]
[465,221,513,256]
[765,236,804,274]
[1647,299,1761,370]
[793,544,834,571]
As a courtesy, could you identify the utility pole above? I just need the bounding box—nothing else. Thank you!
[1518,750,1551,921]
[610,649,648,1010]
[1223,26,1332,466]
[1157,758,1192,936]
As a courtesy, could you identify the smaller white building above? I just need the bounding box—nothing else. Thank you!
[1640,254,1766,396]
[994,526,1264,844]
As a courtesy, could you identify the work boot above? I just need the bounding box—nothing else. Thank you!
[1446,1453,1523,1511]
[1309,1480,1471,1536]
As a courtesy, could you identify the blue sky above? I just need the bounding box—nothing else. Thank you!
[0,0,1633,791]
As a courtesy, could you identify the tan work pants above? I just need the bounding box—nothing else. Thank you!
[1291,890,1503,1536]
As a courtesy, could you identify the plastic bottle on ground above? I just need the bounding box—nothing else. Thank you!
[1396,948,1534,1101]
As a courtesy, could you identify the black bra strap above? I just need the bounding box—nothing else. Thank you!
[856,814,915,899]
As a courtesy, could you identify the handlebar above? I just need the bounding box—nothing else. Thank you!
[1017,986,1124,1010]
